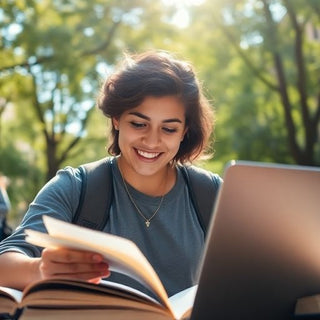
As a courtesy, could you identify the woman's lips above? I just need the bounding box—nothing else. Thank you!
[135,149,162,159]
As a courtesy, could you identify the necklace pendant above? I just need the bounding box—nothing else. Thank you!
[145,220,150,227]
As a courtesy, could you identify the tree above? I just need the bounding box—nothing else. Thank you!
[188,0,320,166]
[0,0,180,180]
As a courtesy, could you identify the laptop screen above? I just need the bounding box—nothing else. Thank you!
[191,161,320,320]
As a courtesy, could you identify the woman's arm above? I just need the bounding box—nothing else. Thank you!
[0,167,110,291]
[0,249,110,291]
[0,252,41,290]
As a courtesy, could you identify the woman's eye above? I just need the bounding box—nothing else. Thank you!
[130,121,145,128]
[163,127,177,133]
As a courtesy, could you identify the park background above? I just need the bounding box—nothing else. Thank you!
[0,0,319,226]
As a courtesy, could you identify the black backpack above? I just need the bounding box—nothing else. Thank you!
[72,157,222,237]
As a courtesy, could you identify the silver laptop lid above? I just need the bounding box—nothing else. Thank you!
[191,161,320,320]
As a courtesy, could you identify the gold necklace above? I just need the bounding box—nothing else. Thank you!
[118,164,166,228]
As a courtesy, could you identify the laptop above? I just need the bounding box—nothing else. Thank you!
[191,161,320,320]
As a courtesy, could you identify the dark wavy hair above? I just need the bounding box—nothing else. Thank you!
[97,50,215,164]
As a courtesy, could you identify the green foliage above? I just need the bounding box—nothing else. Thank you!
[183,0,320,166]
[0,0,319,219]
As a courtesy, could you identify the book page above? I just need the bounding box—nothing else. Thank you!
[0,286,23,315]
[20,278,171,318]
[99,280,160,304]
[25,215,173,315]
[21,308,174,320]
[23,279,161,307]
[0,286,23,303]
[168,285,197,319]
[25,230,134,278]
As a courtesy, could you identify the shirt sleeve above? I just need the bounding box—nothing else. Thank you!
[0,167,82,257]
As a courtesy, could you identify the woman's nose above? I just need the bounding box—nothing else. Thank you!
[143,128,160,147]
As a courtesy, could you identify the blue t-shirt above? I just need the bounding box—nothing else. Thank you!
[0,157,220,296]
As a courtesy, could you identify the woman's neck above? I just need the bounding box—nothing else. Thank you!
[117,157,176,197]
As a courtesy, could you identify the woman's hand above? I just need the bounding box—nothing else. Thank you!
[39,247,110,284]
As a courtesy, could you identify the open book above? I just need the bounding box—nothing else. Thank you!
[0,216,197,320]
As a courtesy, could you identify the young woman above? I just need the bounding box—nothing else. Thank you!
[0,51,222,296]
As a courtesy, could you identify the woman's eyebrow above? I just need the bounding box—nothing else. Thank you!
[163,118,183,124]
[129,112,149,120]
[128,111,183,123]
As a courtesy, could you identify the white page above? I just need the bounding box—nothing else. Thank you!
[0,286,23,303]
[99,280,160,304]
[25,230,136,278]
[169,285,197,319]
[25,216,173,315]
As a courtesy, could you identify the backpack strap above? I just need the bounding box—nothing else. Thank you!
[73,157,222,235]
[180,165,222,236]
[72,157,113,230]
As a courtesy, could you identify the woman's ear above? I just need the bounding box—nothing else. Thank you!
[112,117,119,131]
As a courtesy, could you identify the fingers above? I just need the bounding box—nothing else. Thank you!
[42,247,104,264]
[43,270,110,282]
[88,277,104,284]
[39,247,110,282]
[41,260,109,277]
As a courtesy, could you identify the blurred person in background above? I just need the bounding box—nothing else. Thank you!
[0,174,12,241]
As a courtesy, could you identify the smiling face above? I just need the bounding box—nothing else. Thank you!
[113,95,187,181]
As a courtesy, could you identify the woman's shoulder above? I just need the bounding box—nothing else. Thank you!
[178,164,223,187]
[44,165,83,192]
[32,164,85,208]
